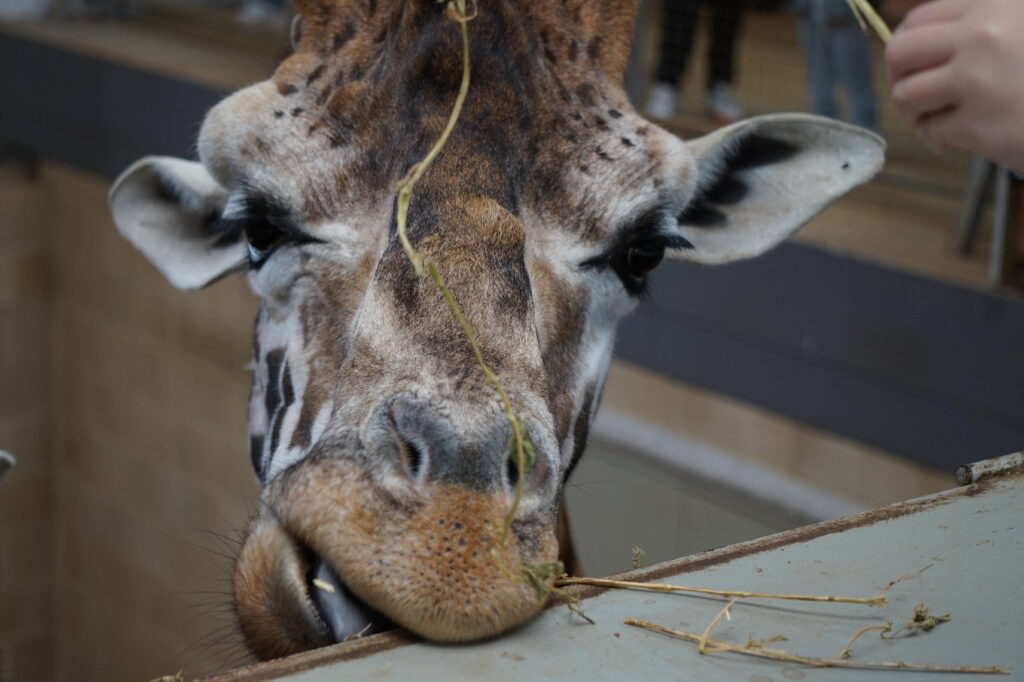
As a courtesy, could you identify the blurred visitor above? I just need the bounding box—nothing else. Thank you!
[793,0,878,130]
[885,0,1024,173]
[0,0,51,19]
[645,0,747,125]
[238,0,288,26]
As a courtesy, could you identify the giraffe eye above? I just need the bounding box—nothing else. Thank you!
[579,208,681,296]
[624,242,665,277]
[244,217,287,265]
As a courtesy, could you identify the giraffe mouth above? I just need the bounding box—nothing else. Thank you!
[232,514,399,659]
[305,552,394,642]
[265,456,559,645]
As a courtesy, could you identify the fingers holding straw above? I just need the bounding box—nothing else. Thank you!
[846,0,893,43]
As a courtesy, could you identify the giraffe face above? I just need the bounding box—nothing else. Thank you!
[109,0,883,660]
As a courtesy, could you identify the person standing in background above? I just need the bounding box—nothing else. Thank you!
[793,0,878,130]
[645,0,748,125]
[237,0,288,26]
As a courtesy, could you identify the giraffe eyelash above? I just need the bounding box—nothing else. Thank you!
[211,192,321,266]
[577,208,693,296]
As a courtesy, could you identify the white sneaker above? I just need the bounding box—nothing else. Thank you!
[645,83,678,120]
[705,83,743,125]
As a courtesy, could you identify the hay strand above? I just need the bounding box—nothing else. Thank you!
[555,576,886,606]
[846,0,892,43]
[626,618,1011,674]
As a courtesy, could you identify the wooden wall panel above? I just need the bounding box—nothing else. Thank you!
[0,170,54,682]
[46,164,259,681]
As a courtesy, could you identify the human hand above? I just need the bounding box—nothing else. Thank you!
[885,0,1024,172]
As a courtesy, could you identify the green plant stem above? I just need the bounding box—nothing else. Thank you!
[426,260,529,545]
[391,0,542,587]
[396,0,475,274]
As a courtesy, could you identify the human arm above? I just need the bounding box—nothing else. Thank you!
[885,0,1024,172]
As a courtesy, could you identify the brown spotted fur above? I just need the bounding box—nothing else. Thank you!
[199,0,698,658]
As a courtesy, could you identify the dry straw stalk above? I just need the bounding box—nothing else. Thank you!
[625,618,1011,674]
[846,0,893,43]
[555,576,887,606]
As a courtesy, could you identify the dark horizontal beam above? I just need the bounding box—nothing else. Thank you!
[0,31,224,179]
[618,245,1024,472]
[4,27,1023,472]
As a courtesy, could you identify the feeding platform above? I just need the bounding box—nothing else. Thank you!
[206,454,1023,680]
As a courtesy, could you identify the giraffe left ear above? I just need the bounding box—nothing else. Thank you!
[110,156,247,290]
[667,114,885,265]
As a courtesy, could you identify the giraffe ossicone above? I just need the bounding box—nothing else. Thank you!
[109,0,884,660]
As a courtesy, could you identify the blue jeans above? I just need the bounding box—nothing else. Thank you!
[795,1,878,131]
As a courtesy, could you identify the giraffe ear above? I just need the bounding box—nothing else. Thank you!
[667,114,885,265]
[109,157,247,290]
[290,14,303,50]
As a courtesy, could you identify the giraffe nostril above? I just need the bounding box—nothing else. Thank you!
[379,394,552,494]
[396,435,425,479]
[506,450,520,492]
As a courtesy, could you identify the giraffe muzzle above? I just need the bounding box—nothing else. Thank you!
[234,451,559,655]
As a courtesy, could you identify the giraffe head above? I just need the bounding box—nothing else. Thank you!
[109,0,882,660]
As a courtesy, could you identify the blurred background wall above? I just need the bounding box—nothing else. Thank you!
[49,165,259,679]
[0,162,54,682]
[1,162,260,680]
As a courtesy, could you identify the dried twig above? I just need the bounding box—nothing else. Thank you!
[342,622,373,642]
[312,578,335,593]
[881,604,952,639]
[837,624,891,659]
[625,618,1011,674]
[699,599,737,653]
[846,0,892,43]
[879,563,934,595]
[570,563,1002,672]
[555,577,886,606]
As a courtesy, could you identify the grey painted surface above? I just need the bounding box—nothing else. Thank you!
[237,474,1023,681]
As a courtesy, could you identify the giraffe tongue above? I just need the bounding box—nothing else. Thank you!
[309,557,393,643]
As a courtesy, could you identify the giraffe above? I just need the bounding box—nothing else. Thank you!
[108,0,884,660]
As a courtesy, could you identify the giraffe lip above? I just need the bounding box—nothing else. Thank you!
[306,555,394,643]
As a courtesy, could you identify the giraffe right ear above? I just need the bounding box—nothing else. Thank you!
[109,157,247,290]
[667,114,884,265]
